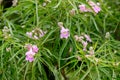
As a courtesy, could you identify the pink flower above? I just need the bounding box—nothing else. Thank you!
[25,44,32,51]
[79,4,88,12]
[82,41,88,51]
[25,44,39,53]
[26,56,34,62]
[32,45,39,53]
[25,44,39,62]
[60,27,70,39]
[92,5,101,13]
[84,34,92,42]
[25,49,35,62]
[26,32,32,38]
[74,35,84,42]
[88,1,101,13]
[78,36,84,42]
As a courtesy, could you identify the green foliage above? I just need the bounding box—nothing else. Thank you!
[0,0,120,80]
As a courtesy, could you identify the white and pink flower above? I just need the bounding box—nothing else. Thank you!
[60,27,70,39]
[25,44,39,62]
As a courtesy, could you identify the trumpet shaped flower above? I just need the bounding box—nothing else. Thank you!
[60,27,70,39]
[25,44,39,62]
[25,49,35,62]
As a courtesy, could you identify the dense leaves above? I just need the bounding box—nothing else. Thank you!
[0,0,120,80]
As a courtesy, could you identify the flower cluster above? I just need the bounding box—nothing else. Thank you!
[25,44,39,62]
[79,1,101,14]
[74,34,95,61]
[76,46,94,61]
[74,34,92,51]
[26,28,46,40]
[58,22,70,39]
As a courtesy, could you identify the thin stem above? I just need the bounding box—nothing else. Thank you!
[35,0,39,26]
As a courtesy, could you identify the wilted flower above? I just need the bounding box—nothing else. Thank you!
[43,2,47,6]
[12,0,18,6]
[69,47,72,52]
[70,9,76,16]
[74,35,79,41]
[76,56,82,61]
[105,32,110,39]
[26,28,46,40]
[94,58,99,63]
[88,46,94,55]
[0,0,2,4]
[2,26,9,32]
[74,35,84,42]
[2,26,11,38]
[60,27,70,39]
[58,22,64,28]
[6,47,11,52]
